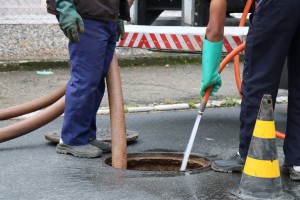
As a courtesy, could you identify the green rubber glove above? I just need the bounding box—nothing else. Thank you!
[199,39,223,97]
[55,0,84,43]
[116,19,125,42]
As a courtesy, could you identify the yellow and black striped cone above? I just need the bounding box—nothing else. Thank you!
[231,94,293,199]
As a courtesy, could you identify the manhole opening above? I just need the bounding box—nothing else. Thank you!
[104,153,210,172]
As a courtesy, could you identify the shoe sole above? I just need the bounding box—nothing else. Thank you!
[211,162,244,173]
[56,145,102,158]
[281,166,300,180]
[290,169,300,181]
[290,175,300,181]
[94,147,111,153]
[48,134,111,153]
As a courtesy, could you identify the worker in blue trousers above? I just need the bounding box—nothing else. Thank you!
[46,0,130,158]
[200,0,300,181]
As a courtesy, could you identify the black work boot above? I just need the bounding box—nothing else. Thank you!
[281,162,300,181]
[211,153,245,173]
[56,143,103,158]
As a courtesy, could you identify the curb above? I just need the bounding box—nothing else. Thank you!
[13,96,288,120]
[97,96,288,115]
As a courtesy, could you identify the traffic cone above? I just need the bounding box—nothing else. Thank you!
[231,94,293,199]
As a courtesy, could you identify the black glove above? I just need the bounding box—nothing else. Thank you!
[116,19,125,42]
[55,0,84,43]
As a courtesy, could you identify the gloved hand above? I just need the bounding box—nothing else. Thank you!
[116,19,125,42]
[199,39,223,97]
[55,0,84,43]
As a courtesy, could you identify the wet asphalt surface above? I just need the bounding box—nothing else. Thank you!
[1,105,300,200]
[0,59,293,200]
[0,12,295,199]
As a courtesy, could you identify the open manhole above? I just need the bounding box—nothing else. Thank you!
[104,152,210,172]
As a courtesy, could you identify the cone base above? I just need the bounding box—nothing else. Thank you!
[231,187,295,200]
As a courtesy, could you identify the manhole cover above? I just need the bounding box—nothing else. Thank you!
[104,152,210,172]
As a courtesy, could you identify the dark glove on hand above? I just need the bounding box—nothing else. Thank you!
[55,0,84,43]
[116,19,125,42]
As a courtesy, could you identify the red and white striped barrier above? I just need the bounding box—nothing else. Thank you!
[117,26,249,53]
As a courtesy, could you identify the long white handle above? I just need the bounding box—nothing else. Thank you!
[180,113,202,171]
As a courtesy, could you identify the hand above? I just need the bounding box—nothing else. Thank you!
[116,19,125,42]
[55,0,84,43]
[199,75,222,97]
[199,39,223,97]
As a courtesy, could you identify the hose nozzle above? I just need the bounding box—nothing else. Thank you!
[199,86,213,113]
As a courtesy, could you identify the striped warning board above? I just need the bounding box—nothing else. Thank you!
[117,25,249,53]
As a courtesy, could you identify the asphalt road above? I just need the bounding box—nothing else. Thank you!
[1,105,299,200]
[0,60,292,200]
[0,9,294,199]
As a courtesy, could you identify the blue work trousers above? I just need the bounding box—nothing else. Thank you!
[62,19,117,145]
[239,0,300,165]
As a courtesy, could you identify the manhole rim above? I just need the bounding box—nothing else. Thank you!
[102,152,211,175]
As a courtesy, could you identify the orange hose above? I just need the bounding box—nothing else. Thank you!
[234,0,252,99]
[276,131,286,139]
[219,43,246,73]
[239,0,253,27]
[0,97,65,143]
[0,84,66,120]
[106,52,127,169]
[234,56,242,98]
